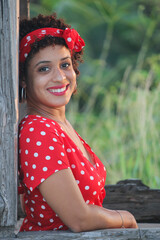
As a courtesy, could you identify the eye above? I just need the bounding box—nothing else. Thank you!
[61,62,71,69]
[38,66,50,72]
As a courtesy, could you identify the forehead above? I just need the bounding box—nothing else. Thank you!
[30,45,71,64]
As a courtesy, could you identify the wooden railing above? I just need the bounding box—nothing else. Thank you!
[15,225,160,240]
[103,179,160,223]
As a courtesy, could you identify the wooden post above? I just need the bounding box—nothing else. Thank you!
[19,0,30,120]
[0,0,19,238]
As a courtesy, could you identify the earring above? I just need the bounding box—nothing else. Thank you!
[21,87,27,102]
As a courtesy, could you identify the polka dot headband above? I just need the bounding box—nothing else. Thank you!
[19,27,85,63]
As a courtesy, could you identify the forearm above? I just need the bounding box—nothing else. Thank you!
[74,204,138,232]
[39,169,138,232]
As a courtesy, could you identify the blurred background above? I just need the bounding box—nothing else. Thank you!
[29,0,160,188]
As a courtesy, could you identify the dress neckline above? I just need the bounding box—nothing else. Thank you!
[25,114,97,168]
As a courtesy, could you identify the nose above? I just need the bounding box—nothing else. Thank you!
[53,67,66,82]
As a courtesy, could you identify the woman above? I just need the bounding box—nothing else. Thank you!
[18,14,138,232]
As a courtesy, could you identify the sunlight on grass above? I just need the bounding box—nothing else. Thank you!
[67,71,160,189]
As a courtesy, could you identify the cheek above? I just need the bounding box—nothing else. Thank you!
[71,75,77,90]
[70,70,76,83]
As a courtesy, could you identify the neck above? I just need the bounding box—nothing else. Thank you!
[27,104,67,123]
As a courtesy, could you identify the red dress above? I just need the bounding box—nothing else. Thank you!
[18,115,106,232]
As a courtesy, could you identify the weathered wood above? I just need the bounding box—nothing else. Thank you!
[0,0,19,237]
[19,0,30,120]
[15,229,145,240]
[0,193,5,217]
[103,179,160,222]
[0,226,16,239]
[2,227,160,240]
[13,224,160,240]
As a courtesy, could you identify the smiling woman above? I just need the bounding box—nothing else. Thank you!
[18,13,138,233]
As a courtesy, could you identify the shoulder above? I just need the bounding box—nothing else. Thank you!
[19,115,62,142]
[19,115,57,131]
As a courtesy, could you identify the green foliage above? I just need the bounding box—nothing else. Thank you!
[30,0,160,188]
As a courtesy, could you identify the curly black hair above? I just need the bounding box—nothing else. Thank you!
[19,14,84,84]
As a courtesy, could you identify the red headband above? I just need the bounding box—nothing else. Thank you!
[19,27,85,63]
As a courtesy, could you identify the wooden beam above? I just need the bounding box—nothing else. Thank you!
[19,0,30,120]
[0,0,19,238]
[15,225,160,240]
[103,179,160,223]
[0,194,5,217]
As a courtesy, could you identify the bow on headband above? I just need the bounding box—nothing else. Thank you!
[20,27,85,63]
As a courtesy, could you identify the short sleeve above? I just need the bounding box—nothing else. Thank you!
[19,119,70,191]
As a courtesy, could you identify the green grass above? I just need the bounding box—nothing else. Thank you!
[67,73,160,189]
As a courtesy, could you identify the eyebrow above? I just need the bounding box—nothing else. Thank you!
[34,56,71,68]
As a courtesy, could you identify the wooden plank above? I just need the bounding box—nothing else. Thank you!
[0,193,5,217]
[103,179,160,222]
[15,227,160,240]
[0,0,19,237]
[0,227,16,239]
[140,228,160,240]
[19,0,30,120]
[139,223,160,228]
[14,221,160,239]
[16,229,141,240]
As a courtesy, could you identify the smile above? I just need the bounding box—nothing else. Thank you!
[48,86,66,93]
[47,84,69,96]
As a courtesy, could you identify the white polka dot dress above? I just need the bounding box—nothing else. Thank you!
[18,115,106,232]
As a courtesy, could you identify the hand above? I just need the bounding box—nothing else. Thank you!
[118,210,138,228]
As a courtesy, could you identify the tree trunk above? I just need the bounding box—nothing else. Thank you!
[0,0,19,238]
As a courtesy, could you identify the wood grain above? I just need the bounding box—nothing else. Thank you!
[0,0,19,237]
[103,179,160,222]
[15,225,160,240]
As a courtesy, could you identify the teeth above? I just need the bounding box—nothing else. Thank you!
[49,86,66,93]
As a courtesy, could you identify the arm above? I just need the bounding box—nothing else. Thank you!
[39,168,138,232]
